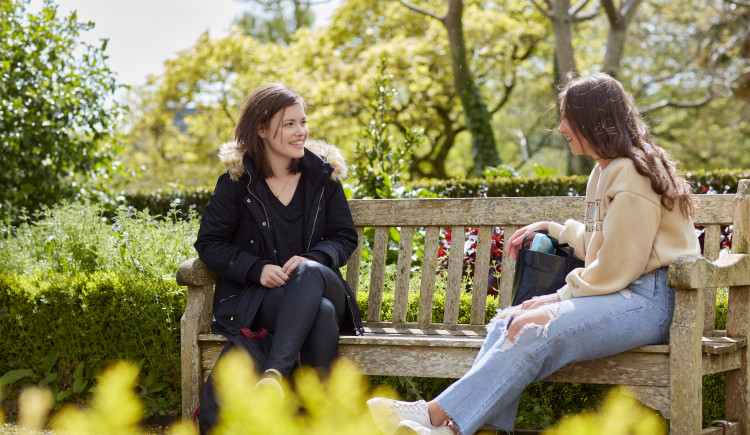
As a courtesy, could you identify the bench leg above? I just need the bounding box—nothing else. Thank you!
[726,285,750,432]
[180,284,214,419]
[669,287,704,434]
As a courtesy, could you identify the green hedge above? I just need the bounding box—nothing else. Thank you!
[120,169,750,218]
[0,271,184,416]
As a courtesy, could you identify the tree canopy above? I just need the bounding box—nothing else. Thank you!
[115,0,750,191]
[0,0,120,217]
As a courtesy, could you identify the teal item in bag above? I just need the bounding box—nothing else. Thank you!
[530,233,555,254]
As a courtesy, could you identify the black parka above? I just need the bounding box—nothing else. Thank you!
[194,140,364,337]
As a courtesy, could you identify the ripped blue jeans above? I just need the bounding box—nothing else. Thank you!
[435,266,674,434]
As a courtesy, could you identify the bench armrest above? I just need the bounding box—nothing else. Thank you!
[176,257,217,287]
[668,254,750,290]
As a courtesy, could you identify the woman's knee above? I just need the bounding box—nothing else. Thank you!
[294,260,327,278]
[506,305,562,345]
[316,298,339,324]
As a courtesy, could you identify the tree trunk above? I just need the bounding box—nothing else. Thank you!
[552,0,577,79]
[443,0,501,176]
[602,0,643,78]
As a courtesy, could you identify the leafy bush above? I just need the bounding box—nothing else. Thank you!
[0,271,184,416]
[0,0,121,219]
[0,202,197,416]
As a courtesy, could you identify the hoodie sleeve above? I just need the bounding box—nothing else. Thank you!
[548,219,586,260]
[194,173,263,284]
[556,191,660,300]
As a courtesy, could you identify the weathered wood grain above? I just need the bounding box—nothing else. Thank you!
[180,283,214,418]
[443,225,465,325]
[702,224,721,330]
[392,226,414,324]
[499,225,519,309]
[470,226,492,325]
[366,226,389,322]
[417,226,440,325]
[668,254,750,290]
[347,194,734,227]
[669,282,705,434]
[345,226,364,296]
[176,257,216,287]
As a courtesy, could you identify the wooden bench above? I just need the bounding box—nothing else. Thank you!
[177,179,750,434]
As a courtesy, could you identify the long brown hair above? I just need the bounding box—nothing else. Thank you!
[559,73,695,218]
[234,83,306,180]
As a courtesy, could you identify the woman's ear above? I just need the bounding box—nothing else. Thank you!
[258,127,266,139]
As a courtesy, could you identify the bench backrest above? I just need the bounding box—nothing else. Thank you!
[345,193,740,330]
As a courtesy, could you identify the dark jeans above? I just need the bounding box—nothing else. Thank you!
[250,261,345,375]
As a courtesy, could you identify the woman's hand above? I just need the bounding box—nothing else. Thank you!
[507,221,552,260]
[282,255,312,276]
[260,264,289,288]
[520,293,560,311]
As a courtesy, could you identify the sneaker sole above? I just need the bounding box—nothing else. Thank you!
[367,398,403,434]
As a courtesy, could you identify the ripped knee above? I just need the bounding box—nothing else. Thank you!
[506,305,561,345]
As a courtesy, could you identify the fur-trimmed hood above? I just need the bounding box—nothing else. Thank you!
[218,139,349,182]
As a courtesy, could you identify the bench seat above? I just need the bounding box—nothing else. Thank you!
[178,179,750,434]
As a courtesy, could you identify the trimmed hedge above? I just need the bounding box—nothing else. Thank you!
[121,169,750,218]
[0,271,184,416]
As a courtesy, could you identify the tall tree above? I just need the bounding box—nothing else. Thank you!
[235,0,324,44]
[398,0,503,176]
[0,0,120,217]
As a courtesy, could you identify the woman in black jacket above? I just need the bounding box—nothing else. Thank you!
[194,83,363,390]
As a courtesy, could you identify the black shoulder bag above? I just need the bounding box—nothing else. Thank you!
[511,229,585,306]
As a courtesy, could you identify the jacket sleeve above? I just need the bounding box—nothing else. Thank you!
[305,180,357,268]
[194,174,263,284]
[556,191,660,300]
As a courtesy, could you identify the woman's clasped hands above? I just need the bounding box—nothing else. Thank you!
[260,256,312,288]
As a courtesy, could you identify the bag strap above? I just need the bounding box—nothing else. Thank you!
[523,229,578,259]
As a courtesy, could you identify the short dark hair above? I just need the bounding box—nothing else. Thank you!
[559,73,694,217]
[234,83,306,180]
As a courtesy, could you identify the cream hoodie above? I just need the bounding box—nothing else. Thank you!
[548,157,700,300]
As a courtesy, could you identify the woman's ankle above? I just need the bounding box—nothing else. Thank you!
[427,400,451,427]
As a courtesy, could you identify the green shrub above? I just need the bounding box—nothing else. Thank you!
[0,201,197,417]
[0,271,184,416]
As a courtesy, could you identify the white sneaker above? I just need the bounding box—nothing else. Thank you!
[395,420,454,435]
[254,373,284,400]
[367,398,435,434]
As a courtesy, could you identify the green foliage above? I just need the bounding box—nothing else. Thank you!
[0,201,197,416]
[352,58,420,199]
[0,202,198,280]
[547,387,667,434]
[0,271,184,416]
[0,0,121,219]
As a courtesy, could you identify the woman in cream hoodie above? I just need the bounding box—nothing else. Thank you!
[368,73,700,435]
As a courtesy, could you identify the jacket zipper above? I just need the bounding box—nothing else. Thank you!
[307,186,325,251]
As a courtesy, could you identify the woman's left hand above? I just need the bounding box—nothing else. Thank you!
[282,255,312,275]
[521,293,561,311]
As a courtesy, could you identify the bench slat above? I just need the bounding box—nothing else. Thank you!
[348,194,735,227]
[393,226,414,323]
[366,226,389,322]
[702,223,722,330]
[470,226,492,325]
[443,226,465,325]
[418,226,441,325]
[499,225,519,309]
[345,226,365,296]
